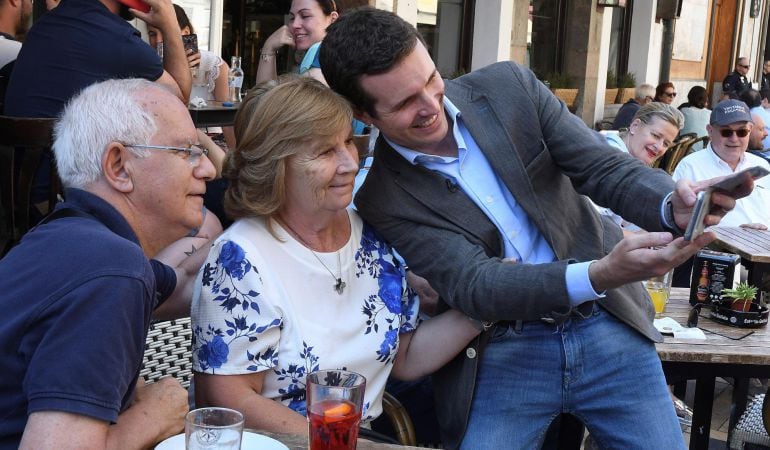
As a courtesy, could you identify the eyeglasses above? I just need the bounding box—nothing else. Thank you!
[663,91,677,98]
[739,64,750,69]
[124,143,209,167]
[718,128,751,138]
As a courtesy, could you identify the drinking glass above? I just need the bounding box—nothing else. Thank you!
[644,270,673,318]
[306,369,366,450]
[185,407,244,450]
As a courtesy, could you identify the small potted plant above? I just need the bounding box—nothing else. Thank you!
[605,70,619,105]
[722,282,758,312]
[616,72,637,104]
[545,71,579,111]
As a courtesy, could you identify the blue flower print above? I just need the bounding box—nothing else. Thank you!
[217,241,250,280]
[198,335,229,370]
[377,328,399,362]
[206,240,261,314]
[377,259,403,314]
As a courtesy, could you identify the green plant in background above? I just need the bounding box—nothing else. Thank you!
[617,71,637,88]
[722,282,758,312]
[606,70,617,88]
[544,71,573,89]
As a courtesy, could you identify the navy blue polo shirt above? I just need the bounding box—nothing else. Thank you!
[0,189,176,449]
[4,0,163,117]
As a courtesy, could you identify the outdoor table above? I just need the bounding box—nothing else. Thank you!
[656,288,770,450]
[188,101,239,128]
[710,226,770,296]
[252,430,424,449]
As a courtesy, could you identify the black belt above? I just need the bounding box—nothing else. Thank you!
[497,300,597,332]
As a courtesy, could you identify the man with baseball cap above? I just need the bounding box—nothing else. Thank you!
[673,99,770,229]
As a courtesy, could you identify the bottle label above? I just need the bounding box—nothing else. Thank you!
[229,76,243,88]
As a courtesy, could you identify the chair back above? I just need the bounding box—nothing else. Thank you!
[662,135,708,175]
[0,115,60,255]
[140,318,194,389]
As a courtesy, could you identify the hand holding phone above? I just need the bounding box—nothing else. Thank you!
[182,34,199,55]
[683,166,770,241]
[683,191,711,241]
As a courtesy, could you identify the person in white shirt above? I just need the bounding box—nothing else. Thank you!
[673,99,770,230]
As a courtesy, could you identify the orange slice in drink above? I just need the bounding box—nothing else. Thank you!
[323,402,353,418]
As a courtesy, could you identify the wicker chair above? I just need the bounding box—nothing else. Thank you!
[729,392,770,449]
[140,318,417,446]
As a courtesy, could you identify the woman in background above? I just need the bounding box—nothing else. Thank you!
[679,86,711,150]
[255,0,338,83]
[147,5,235,150]
[654,82,678,105]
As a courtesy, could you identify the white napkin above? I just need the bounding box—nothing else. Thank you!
[189,97,207,107]
[653,317,706,340]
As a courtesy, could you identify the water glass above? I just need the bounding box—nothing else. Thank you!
[185,407,244,450]
[306,370,366,450]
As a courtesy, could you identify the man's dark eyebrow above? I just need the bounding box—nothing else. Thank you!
[391,68,439,112]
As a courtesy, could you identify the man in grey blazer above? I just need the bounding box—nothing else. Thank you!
[320,8,746,450]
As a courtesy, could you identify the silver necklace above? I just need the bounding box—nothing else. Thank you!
[280,219,346,295]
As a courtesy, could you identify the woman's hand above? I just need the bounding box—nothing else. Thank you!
[187,49,201,69]
[263,25,295,53]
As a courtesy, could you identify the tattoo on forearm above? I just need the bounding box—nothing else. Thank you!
[184,245,198,257]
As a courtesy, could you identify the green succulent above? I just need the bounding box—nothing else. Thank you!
[722,282,758,301]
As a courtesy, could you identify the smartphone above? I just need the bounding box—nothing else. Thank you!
[182,34,199,55]
[115,0,150,13]
[709,166,770,194]
[684,190,712,242]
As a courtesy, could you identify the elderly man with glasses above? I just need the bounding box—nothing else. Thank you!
[723,57,753,99]
[673,99,770,230]
[0,78,217,449]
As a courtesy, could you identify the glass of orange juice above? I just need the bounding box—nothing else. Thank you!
[644,270,673,318]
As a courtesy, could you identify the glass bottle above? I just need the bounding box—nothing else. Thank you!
[696,261,709,302]
[228,56,244,102]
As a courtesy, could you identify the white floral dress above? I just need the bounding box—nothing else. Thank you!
[191,210,419,422]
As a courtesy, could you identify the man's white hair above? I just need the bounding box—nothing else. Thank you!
[53,78,166,188]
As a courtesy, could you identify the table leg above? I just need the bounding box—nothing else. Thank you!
[725,377,749,449]
[689,377,716,450]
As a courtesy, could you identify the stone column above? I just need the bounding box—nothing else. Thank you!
[471,0,513,70]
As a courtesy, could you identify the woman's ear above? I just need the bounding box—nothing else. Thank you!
[102,143,135,193]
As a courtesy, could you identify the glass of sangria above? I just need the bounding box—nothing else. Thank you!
[306,369,366,450]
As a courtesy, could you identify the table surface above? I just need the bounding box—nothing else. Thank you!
[254,430,423,449]
[656,288,770,365]
[188,100,240,111]
[711,226,770,263]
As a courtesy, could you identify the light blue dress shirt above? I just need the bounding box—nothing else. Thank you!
[383,98,602,306]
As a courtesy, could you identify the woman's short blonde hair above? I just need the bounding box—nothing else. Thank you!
[631,101,685,130]
[223,76,353,223]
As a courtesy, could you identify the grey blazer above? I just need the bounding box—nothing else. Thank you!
[355,61,675,448]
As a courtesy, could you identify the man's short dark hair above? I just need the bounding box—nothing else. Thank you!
[320,7,425,118]
[739,89,762,108]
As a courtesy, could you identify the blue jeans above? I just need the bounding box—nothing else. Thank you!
[461,305,685,450]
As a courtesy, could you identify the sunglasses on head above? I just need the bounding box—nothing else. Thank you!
[718,128,751,138]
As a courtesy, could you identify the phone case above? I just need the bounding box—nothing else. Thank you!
[182,34,198,55]
[116,0,150,13]
[684,190,711,241]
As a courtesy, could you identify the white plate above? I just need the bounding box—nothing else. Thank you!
[155,431,289,450]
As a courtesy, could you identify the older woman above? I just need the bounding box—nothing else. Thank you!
[191,77,481,434]
[599,102,684,232]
